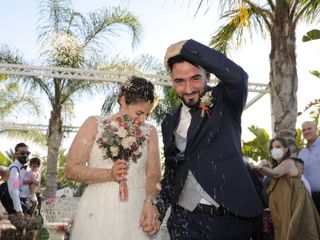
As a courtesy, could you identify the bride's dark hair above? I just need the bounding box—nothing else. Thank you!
[118,76,158,105]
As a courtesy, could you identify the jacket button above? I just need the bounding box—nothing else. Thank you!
[191,50,201,57]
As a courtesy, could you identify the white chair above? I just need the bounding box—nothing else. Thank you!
[41,197,80,240]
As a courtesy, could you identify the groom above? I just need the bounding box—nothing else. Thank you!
[154,39,263,239]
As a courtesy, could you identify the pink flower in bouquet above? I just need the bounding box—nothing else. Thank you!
[135,132,143,139]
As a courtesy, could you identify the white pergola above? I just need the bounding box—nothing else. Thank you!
[0,63,269,132]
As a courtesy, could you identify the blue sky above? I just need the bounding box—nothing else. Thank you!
[1,0,320,155]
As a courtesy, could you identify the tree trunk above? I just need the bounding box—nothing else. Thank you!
[269,5,298,155]
[45,109,63,197]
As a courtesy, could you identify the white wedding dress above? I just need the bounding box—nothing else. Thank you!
[71,116,154,240]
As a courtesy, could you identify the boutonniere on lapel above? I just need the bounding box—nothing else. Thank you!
[199,91,215,118]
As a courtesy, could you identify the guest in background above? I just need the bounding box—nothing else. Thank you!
[292,157,311,195]
[255,137,320,239]
[298,121,320,213]
[22,157,41,215]
[3,143,42,231]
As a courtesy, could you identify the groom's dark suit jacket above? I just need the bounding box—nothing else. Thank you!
[158,40,263,220]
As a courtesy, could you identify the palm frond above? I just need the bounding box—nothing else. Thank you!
[0,44,24,81]
[0,44,23,64]
[242,125,270,161]
[101,90,119,116]
[209,5,267,53]
[310,70,320,79]
[0,82,41,120]
[0,151,12,166]
[37,0,74,44]
[302,29,320,42]
[153,86,180,124]
[133,54,165,75]
[0,129,47,147]
[295,128,305,152]
[81,6,142,51]
[295,0,320,23]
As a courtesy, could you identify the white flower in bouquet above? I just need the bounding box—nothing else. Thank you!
[110,121,119,129]
[110,146,119,157]
[121,136,136,149]
[117,127,128,138]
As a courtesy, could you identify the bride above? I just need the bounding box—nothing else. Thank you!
[65,77,161,240]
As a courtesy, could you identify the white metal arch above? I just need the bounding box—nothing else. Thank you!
[0,63,269,132]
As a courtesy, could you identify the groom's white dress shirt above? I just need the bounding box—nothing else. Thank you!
[176,104,219,211]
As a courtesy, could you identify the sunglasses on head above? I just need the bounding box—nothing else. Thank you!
[18,151,31,156]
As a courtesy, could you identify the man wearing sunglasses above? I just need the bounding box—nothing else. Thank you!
[6,142,31,217]
[1,142,42,233]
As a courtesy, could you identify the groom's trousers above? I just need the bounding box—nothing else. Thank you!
[166,204,254,240]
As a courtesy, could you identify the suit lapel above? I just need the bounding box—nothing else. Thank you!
[187,108,199,141]
[186,87,222,153]
[163,105,181,153]
[186,107,207,149]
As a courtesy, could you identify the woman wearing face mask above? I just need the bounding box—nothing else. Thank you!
[254,137,320,240]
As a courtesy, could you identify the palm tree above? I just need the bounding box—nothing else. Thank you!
[197,0,320,153]
[1,0,142,197]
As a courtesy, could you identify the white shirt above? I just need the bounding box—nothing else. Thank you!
[175,104,191,138]
[7,160,27,212]
[302,174,312,196]
[298,137,320,192]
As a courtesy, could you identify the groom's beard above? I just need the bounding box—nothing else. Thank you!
[179,92,200,108]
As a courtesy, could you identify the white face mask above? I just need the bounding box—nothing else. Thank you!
[271,148,284,160]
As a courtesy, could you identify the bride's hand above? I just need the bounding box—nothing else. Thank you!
[110,160,127,182]
[139,199,160,236]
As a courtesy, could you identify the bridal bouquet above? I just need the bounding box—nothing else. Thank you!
[97,114,146,201]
